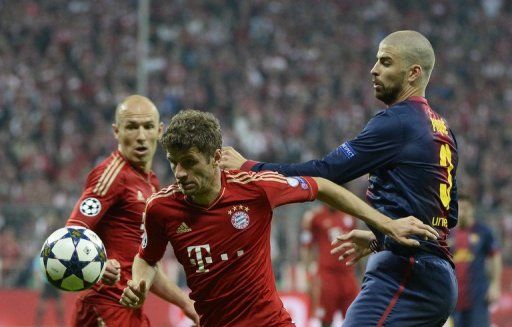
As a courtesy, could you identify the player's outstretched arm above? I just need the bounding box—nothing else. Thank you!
[150,263,200,325]
[314,177,439,247]
[120,255,157,309]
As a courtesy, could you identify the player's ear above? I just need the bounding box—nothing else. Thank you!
[112,123,119,140]
[158,122,164,138]
[408,64,422,83]
[213,149,222,167]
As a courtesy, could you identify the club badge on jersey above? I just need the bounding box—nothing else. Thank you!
[228,205,250,229]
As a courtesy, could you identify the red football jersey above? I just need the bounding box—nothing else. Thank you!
[67,150,159,305]
[140,170,318,327]
[304,206,356,272]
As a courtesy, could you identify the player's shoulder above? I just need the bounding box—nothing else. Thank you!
[224,169,289,187]
[86,151,128,196]
[146,184,183,209]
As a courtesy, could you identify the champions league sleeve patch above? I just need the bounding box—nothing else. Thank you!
[338,142,356,159]
[287,177,310,190]
[79,197,102,217]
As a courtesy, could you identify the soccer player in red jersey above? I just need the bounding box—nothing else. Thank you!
[66,95,198,327]
[301,204,359,326]
[120,109,438,327]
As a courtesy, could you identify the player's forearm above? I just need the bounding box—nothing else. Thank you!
[150,264,191,309]
[132,254,157,295]
[314,177,392,232]
[488,253,503,289]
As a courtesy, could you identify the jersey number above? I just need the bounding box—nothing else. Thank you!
[439,144,454,209]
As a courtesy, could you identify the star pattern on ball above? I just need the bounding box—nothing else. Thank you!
[60,249,90,280]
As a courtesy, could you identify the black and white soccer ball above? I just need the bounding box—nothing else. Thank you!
[39,226,107,291]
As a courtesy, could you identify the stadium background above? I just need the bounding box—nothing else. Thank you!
[1,0,512,326]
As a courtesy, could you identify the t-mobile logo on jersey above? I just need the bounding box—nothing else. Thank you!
[187,244,245,273]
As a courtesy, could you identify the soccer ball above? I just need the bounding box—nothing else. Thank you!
[40,226,107,291]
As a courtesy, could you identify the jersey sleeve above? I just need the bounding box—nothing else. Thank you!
[243,110,404,184]
[138,202,169,266]
[252,171,318,208]
[66,164,124,229]
[483,225,500,256]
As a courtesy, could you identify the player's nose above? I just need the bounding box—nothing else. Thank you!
[136,126,146,140]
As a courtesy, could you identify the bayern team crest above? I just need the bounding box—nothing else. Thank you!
[228,205,250,230]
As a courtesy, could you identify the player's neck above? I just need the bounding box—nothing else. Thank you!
[389,87,425,107]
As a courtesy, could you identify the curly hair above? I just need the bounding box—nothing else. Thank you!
[161,109,222,159]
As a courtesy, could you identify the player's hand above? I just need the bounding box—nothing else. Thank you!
[182,298,200,326]
[381,216,439,247]
[331,230,374,266]
[119,279,147,309]
[101,259,121,285]
[96,317,107,327]
[220,146,247,170]
[487,283,501,304]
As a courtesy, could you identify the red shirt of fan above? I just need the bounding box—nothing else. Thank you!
[67,150,159,305]
[140,170,318,327]
[305,206,357,272]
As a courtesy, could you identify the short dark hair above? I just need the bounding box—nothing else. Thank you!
[161,109,222,159]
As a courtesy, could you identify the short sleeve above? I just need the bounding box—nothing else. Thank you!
[252,172,318,208]
[138,203,169,266]
[66,164,124,229]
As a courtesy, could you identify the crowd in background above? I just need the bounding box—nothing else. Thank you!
[1,0,512,287]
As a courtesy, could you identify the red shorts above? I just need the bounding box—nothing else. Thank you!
[70,298,150,327]
[316,270,359,323]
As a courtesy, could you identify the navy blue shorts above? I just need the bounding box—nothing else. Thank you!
[452,300,490,327]
[343,250,457,327]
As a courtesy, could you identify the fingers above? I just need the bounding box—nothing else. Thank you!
[346,252,366,266]
[395,236,420,247]
[406,217,439,239]
[119,280,146,308]
[338,248,356,261]
[102,261,121,285]
[331,242,354,255]
[331,230,355,246]
[139,280,147,295]
[110,259,120,268]
[96,317,107,327]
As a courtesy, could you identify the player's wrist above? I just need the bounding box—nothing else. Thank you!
[368,238,382,253]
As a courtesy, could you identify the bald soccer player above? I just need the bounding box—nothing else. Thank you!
[221,30,459,326]
[66,95,199,327]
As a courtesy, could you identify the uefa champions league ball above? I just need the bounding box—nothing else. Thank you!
[40,226,107,291]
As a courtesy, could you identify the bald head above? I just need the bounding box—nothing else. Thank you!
[113,95,163,172]
[380,30,435,85]
[115,95,160,125]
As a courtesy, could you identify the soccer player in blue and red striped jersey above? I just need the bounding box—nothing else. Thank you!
[221,30,458,326]
[450,195,502,327]
[66,95,198,327]
[119,110,438,327]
